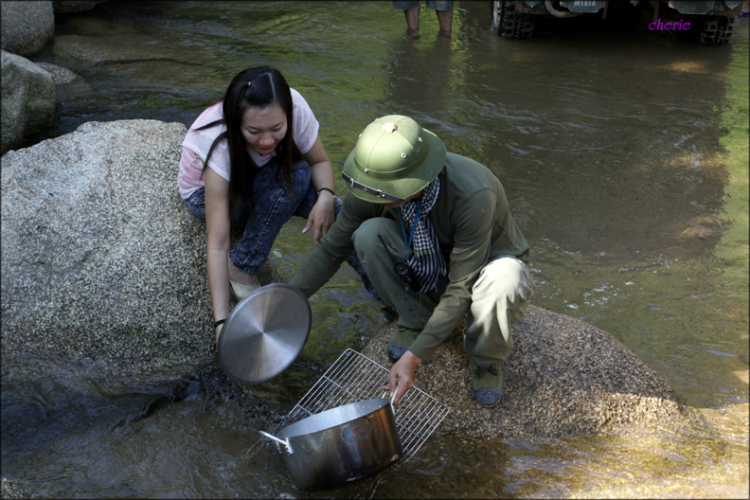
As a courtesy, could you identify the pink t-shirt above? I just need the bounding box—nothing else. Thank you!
[177,88,320,199]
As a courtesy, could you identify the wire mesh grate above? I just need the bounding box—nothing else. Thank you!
[285,348,450,460]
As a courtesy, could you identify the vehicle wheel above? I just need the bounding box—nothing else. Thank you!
[700,16,736,44]
[496,1,535,38]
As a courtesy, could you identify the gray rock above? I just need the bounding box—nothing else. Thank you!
[1,120,281,377]
[53,1,107,14]
[1,50,55,156]
[361,305,682,438]
[36,61,80,85]
[0,1,54,58]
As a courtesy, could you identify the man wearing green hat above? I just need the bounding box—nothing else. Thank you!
[290,115,535,408]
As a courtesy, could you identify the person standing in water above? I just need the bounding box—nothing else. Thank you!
[177,66,373,343]
[393,1,454,39]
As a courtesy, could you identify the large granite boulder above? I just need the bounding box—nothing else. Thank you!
[362,306,682,438]
[1,120,278,377]
[1,51,55,156]
[0,1,54,58]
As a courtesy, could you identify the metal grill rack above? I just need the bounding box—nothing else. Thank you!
[285,348,450,460]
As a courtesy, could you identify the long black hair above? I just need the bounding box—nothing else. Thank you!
[198,66,303,218]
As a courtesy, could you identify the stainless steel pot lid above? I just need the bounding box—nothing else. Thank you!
[218,283,311,385]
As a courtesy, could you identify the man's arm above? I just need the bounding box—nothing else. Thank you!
[290,193,378,298]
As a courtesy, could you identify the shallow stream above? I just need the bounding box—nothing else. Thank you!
[3,1,748,498]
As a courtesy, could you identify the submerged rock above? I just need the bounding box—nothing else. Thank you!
[53,1,107,14]
[1,120,279,377]
[52,33,215,66]
[36,62,80,86]
[361,305,682,438]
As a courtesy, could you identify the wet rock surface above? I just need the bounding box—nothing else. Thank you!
[1,477,29,500]
[362,305,683,438]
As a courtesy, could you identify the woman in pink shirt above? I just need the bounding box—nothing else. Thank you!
[177,66,375,343]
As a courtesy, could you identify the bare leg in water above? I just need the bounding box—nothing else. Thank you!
[404,4,420,39]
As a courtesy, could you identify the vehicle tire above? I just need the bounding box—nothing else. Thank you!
[700,16,736,44]
[496,1,535,38]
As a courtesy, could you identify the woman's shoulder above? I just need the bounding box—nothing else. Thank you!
[290,88,312,113]
[190,102,225,131]
[289,88,319,152]
[183,102,228,164]
[290,89,317,125]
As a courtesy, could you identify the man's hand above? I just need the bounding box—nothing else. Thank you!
[302,191,335,246]
[382,350,422,406]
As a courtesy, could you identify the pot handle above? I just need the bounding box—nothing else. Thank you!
[258,430,294,454]
[390,385,398,414]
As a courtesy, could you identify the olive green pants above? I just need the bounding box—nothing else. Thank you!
[352,218,536,365]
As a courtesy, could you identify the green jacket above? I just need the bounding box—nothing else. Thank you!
[290,152,530,362]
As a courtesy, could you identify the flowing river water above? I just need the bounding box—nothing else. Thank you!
[3,1,748,498]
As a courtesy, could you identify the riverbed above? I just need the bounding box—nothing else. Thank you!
[3,1,748,498]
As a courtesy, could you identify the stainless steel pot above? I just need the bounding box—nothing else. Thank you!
[259,397,403,491]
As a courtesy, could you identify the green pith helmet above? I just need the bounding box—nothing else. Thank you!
[342,115,446,204]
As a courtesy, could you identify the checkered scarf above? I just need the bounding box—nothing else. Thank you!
[399,177,446,293]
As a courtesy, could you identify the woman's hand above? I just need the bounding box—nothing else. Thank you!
[302,190,335,246]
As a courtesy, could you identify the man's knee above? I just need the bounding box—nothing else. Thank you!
[473,257,535,302]
[352,218,397,254]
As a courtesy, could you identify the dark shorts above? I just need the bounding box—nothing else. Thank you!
[392,1,454,10]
